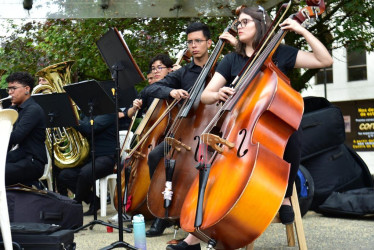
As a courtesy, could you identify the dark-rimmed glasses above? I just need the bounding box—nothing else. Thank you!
[234,18,254,29]
[151,66,168,72]
[6,86,25,93]
[187,39,207,45]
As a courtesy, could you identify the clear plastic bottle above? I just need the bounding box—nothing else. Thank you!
[132,214,147,250]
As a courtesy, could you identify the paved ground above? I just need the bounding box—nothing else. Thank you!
[74,204,374,250]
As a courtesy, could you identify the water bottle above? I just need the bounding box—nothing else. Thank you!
[132,214,147,250]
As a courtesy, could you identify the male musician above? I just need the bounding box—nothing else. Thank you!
[117,55,173,144]
[57,113,116,216]
[141,22,213,238]
[122,54,174,120]
[146,71,155,85]
[38,77,49,85]
[5,72,47,186]
[107,54,175,225]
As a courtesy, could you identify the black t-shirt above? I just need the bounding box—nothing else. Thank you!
[216,44,299,86]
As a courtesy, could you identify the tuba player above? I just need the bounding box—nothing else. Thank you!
[5,72,48,186]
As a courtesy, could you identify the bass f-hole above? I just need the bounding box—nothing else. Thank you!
[237,128,248,157]
[193,135,201,162]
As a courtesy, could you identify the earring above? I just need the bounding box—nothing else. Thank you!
[25,91,29,95]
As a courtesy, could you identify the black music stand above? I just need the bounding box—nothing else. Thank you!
[97,28,144,250]
[32,93,78,192]
[0,89,7,98]
[0,89,12,109]
[63,80,131,238]
[99,80,137,109]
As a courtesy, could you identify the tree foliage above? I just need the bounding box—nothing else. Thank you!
[283,0,373,91]
[0,0,373,92]
[0,17,232,91]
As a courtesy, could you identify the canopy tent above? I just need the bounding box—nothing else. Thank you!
[0,0,283,19]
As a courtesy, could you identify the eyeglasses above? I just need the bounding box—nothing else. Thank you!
[234,18,254,29]
[6,86,25,93]
[187,39,207,45]
[151,66,168,72]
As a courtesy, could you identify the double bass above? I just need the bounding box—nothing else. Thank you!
[114,50,191,217]
[147,22,237,219]
[180,1,325,249]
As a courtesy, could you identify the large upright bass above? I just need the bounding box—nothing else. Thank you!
[114,50,191,217]
[180,1,325,249]
[147,22,237,220]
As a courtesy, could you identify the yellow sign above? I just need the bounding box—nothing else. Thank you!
[334,100,374,151]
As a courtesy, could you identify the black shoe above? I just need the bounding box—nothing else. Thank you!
[166,241,201,250]
[83,199,100,216]
[279,205,294,225]
[146,218,173,237]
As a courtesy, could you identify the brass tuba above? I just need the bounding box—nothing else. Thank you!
[34,61,90,168]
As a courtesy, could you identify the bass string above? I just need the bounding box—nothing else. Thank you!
[126,98,181,158]
[166,37,226,138]
[163,36,228,158]
[203,8,289,133]
[199,16,289,160]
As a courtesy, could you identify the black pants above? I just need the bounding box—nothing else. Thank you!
[147,141,165,178]
[57,155,115,204]
[5,153,44,186]
[283,127,303,197]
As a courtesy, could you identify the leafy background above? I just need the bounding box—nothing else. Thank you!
[0,0,373,93]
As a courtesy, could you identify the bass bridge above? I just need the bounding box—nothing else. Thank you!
[165,137,192,152]
[201,133,235,154]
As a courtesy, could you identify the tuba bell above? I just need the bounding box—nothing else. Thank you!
[0,107,18,250]
[34,61,90,168]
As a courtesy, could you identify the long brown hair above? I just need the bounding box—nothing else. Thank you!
[236,6,272,57]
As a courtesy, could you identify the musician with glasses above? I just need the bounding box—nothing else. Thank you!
[5,72,47,186]
[117,54,173,147]
[121,54,174,120]
[140,22,213,238]
[108,54,175,224]
[168,5,333,249]
[203,5,333,224]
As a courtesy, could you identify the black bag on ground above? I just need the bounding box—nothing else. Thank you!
[295,165,314,216]
[318,187,374,216]
[302,144,373,210]
[301,96,346,159]
[9,222,61,234]
[0,222,75,250]
[6,185,83,229]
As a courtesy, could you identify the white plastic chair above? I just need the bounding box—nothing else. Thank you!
[96,173,117,217]
[38,147,53,191]
[96,130,133,217]
[0,109,18,250]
